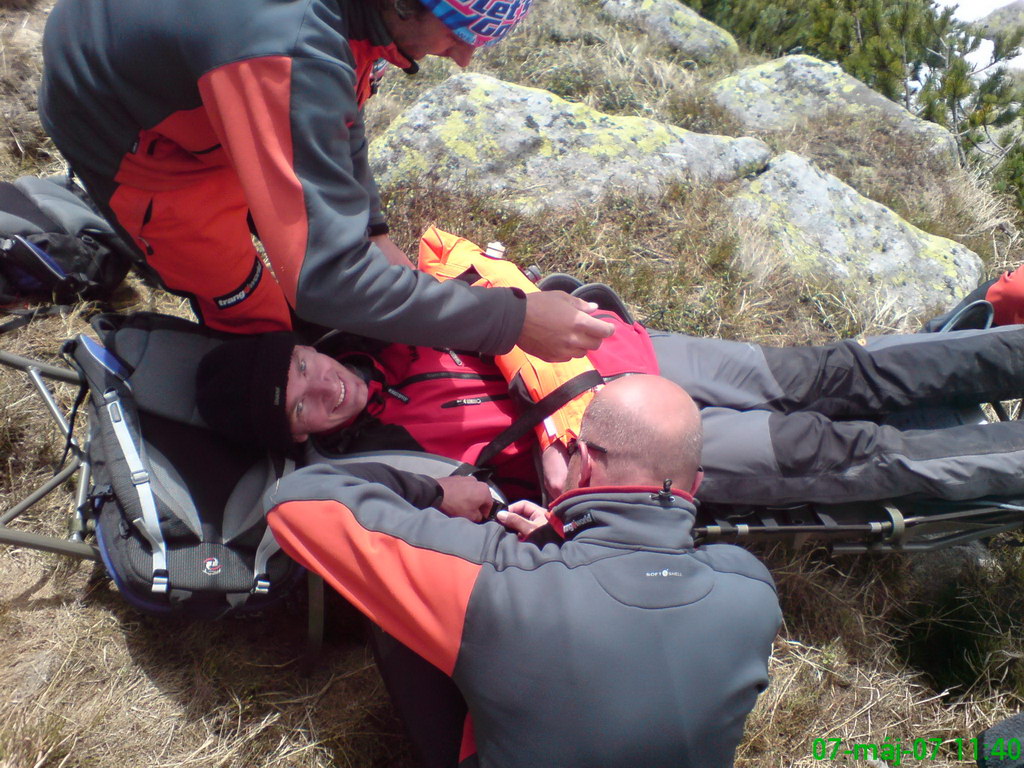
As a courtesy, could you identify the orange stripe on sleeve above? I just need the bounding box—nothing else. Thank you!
[269,500,481,675]
[198,57,308,303]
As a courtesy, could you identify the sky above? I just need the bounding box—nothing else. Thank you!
[934,0,1017,22]
[933,0,1024,69]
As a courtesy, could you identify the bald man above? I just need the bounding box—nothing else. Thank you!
[265,375,781,768]
[500,375,704,537]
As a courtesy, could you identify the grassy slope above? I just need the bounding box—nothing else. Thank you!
[3,0,1024,765]
[979,0,1024,36]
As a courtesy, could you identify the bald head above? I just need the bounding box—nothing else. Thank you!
[576,375,702,490]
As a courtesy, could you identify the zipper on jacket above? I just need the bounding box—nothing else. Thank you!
[441,394,510,408]
[395,371,504,389]
[385,386,409,403]
[432,347,466,366]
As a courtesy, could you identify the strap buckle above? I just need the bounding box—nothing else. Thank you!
[253,574,270,595]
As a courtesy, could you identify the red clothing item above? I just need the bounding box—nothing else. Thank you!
[314,308,660,500]
[986,268,1024,326]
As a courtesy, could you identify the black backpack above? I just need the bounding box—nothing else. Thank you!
[0,176,133,307]
[64,313,305,618]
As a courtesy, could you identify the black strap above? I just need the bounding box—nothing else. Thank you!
[56,343,92,470]
[0,305,64,335]
[455,370,604,474]
[453,266,483,285]
[58,379,89,471]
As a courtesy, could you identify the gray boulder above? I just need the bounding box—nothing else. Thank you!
[730,152,982,320]
[369,73,770,214]
[599,0,737,62]
[711,55,958,163]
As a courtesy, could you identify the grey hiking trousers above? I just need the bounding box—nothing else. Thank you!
[650,325,1024,505]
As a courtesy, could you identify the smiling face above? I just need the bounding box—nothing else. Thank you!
[285,346,369,442]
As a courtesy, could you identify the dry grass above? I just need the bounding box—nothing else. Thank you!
[364,0,745,140]
[0,549,412,768]
[0,1,59,177]
[741,636,1015,767]
[382,180,850,346]
[3,0,1024,764]
[737,545,1024,766]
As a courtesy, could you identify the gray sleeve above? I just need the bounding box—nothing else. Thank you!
[265,463,557,570]
[321,461,443,508]
[347,110,385,230]
[214,49,526,355]
[288,56,526,352]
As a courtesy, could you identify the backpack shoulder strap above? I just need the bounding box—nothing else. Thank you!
[102,387,169,594]
[459,369,605,472]
[252,456,297,595]
[68,333,170,594]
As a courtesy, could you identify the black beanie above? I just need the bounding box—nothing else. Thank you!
[196,332,299,453]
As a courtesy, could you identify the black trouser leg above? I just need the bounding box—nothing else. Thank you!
[699,407,1024,505]
[368,624,466,768]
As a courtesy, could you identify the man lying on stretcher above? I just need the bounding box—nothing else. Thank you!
[196,227,1024,512]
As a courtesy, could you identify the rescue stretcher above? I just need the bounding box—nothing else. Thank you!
[0,299,1021,610]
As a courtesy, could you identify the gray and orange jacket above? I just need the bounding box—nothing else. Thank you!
[266,462,782,768]
[39,0,526,350]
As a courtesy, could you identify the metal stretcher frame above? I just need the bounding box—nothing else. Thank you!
[2,302,1024,561]
[0,348,98,561]
[695,497,1024,553]
[694,299,1024,553]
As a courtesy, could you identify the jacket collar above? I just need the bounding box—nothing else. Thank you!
[547,486,698,551]
[338,0,415,69]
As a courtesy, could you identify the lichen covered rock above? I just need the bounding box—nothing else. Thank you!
[599,0,737,61]
[730,152,981,318]
[711,55,957,163]
[370,73,770,214]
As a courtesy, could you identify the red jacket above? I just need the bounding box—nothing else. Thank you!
[311,308,659,500]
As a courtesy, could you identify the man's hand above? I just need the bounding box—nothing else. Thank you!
[496,500,549,539]
[370,234,416,269]
[517,291,614,362]
[436,475,494,522]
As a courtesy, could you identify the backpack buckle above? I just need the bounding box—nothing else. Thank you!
[253,574,270,595]
[151,569,169,594]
